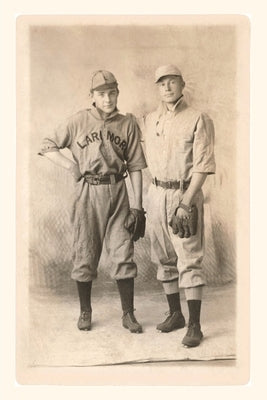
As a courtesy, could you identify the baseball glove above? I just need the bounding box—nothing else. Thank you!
[169,203,198,238]
[124,208,146,242]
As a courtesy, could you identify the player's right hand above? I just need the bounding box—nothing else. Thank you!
[69,162,82,182]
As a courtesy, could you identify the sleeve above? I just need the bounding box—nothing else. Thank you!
[192,113,216,174]
[38,115,75,156]
[125,114,147,172]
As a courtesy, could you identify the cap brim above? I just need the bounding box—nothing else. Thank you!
[155,73,181,83]
[91,82,118,92]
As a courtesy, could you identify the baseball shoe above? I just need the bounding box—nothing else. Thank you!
[182,322,203,347]
[77,310,92,331]
[122,311,143,333]
[156,311,185,332]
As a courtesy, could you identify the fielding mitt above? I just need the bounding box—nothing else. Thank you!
[169,203,198,238]
[124,208,146,242]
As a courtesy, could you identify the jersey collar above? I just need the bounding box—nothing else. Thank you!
[89,104,119,121]
[157,95,185,118]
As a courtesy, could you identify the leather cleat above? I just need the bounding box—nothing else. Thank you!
[122,311,143,333]
[182,322,203,347]
[156,311,185,332]
[77,310,92,331]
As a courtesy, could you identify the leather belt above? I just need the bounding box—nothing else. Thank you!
[84,172,127,185]
[152,177,190,190]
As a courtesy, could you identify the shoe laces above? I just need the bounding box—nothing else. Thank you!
[80,310,91,320]
[122,308,136,316]
[164,310,180,317]
[123,309,138,322]
[163,311,172,318]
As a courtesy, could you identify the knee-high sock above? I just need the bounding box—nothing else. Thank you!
[187,300,201,324]
[116,278,134,314]
[76,281,92,312]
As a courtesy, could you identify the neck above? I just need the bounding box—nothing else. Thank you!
[165,95,183,111]
[96,107,111,119]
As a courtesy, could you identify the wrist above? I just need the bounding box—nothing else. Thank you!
[133,200,143,210]
[178,202,193,213]
[132,206,143,211]
[180,196,192,207]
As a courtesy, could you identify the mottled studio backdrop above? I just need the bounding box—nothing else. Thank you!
[29,22,236,289]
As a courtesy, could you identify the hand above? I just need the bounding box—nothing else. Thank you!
[176,207,191,238]
[169,212,184,237]
[169,204,198,238]
[69,163,82,182]
[124,208,146,242]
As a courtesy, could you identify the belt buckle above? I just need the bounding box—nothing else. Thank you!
[92,176,100,185]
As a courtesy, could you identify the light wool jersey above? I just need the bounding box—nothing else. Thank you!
[144,96,216,288]
[40,106,147,175]
[144,96,216,182]
[39,106,147,282]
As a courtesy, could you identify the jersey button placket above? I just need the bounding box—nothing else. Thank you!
[162,115,170,178]
[102,123,111,165]
[165,113,175,179]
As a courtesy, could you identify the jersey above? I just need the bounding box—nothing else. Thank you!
[144,96,216,182]
[39,106,147,175]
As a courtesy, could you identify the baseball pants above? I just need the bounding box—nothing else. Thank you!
[70,179,137,282]
[146,184,206,288]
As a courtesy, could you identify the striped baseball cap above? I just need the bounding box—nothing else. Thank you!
[91,70,118,91]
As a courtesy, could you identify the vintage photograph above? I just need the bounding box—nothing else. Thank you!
[16,15,250,385]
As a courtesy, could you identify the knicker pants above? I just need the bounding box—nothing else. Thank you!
[147,184,206,289]
[70,179,137,282]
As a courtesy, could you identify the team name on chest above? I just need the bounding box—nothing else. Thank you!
[77,130,127,151]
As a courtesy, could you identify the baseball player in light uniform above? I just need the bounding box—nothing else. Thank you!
[39,70,147,333]
[144,65,216,347]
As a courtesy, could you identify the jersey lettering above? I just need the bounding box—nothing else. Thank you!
[77,129,127,151]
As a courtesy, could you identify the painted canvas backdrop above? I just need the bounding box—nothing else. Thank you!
[29,22,236,288]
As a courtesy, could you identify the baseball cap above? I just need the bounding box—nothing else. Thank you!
[90,70,118,92]
[154,64,183,83]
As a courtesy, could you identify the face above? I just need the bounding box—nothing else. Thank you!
[157,75,185,104]
[92,87,119,115]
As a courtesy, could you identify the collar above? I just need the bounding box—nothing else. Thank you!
[156,95,185,118]
[89,103,119,121]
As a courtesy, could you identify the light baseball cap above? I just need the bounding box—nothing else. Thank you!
[90,70,118,92]
[155,64,183,83]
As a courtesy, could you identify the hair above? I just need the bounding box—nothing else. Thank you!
[157,75,185,86]
[89,87,119,98]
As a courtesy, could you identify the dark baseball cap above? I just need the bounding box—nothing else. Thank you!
[90,70,118,92]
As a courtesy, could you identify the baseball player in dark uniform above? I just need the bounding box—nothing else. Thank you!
[39,70,147,333]
[144,65,216,347]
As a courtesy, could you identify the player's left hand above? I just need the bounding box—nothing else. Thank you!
[169,204,198,238]
[124,208,146,241]
[176,207,191,238]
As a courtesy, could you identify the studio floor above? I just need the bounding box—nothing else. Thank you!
[26,281,236,369]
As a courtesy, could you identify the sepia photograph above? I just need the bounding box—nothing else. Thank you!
[16,14,250,385]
